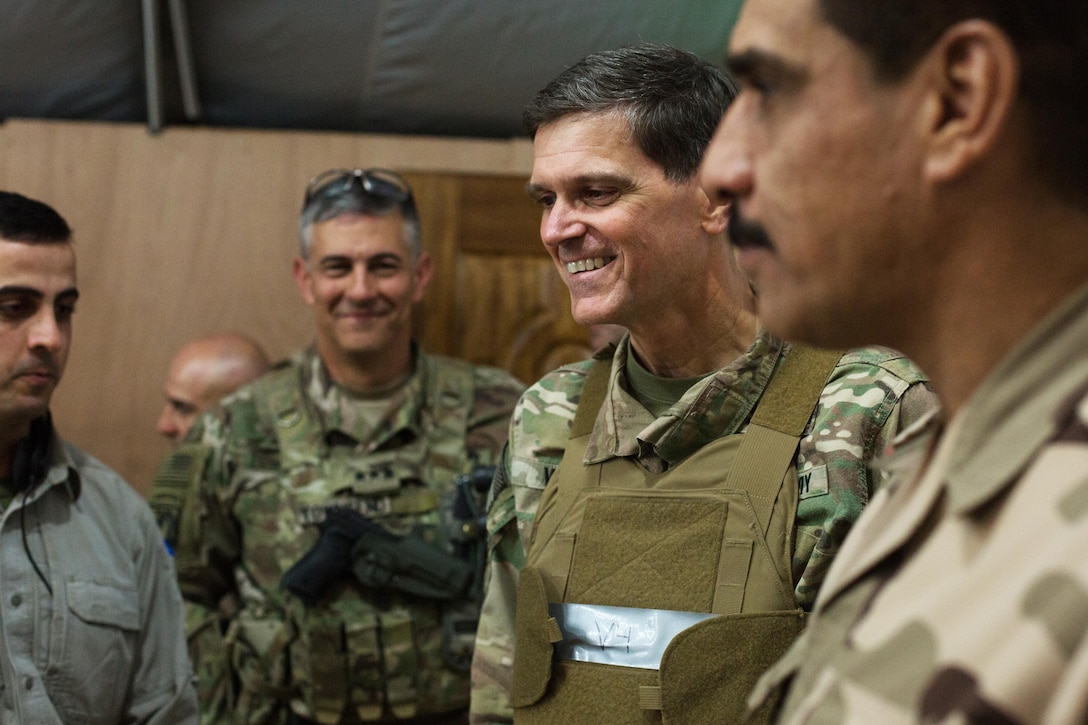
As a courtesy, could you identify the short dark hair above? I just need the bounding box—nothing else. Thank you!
[523,42,737,182]
[0,191,71,243]
[819,0,1088,202]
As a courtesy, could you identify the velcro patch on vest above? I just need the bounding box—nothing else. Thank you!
[796,465,829,500]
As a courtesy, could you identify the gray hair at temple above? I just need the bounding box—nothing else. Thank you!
[297,171,423,260]
[522,42,738,183]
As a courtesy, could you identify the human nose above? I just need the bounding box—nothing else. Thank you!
[157,406,179,441]
[539,197,586,250]
[344,264,374,300]
[27,308,64,353]
[700,104,754,204]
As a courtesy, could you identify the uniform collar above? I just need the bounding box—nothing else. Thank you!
[25,431,81,505]
[584,330,784,470]
[303,344,427,449]
[944,281,1088,514]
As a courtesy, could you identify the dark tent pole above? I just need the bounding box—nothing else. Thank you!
[142,0,202,133]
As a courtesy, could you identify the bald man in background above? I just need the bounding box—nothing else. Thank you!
[157,333,271,443]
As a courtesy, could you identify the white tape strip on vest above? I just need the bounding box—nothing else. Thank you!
[548,602,719,670]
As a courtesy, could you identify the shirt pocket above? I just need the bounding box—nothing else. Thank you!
[51,580,141,724]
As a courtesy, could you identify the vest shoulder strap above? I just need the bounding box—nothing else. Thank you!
[750,345,843,435]
[725,345,842,531]
[569,357,611,438]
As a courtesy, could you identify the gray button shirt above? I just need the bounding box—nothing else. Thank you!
[0,434,197,724]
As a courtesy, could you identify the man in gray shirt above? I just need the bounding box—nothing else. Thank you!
[0,190,197,723]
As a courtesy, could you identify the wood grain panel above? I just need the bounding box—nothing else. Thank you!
[457,175,543,256]
[455,255,590,383]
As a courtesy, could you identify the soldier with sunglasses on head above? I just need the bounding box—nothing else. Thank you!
[149,169,525,725]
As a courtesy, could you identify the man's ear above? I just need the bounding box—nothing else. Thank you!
[700,186,731,236]
[292,257,315,305]
[921,19,1020,183]
[412,252,435,302]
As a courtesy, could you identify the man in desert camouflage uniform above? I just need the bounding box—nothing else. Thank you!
[150,168,524,724]
[469,43,936,725]
[701,0,1088,722]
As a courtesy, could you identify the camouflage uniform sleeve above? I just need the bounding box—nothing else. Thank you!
[148,408,244,723]
[465,366,527,467]
[183,599,234,723]
[867,376,940,491]
[470,443,521,724]
[148,410,242,607]
[791,348,938,608]
[469,368,584,724]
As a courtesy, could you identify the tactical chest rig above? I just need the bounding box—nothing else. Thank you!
[228,356,480,724]
[511,346,840,724]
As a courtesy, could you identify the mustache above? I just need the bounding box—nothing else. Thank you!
[728,205,774,251]
[13,357,59,378]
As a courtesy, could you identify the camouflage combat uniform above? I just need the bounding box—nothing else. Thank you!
[752,285,1088,724]
[149,345,524,724]
[469,331,936,723]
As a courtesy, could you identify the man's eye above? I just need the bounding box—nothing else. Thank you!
[742,71,785,102]
[583,188,619,206]
[320,263,351,277]
[0,300,34,319]
[371,262,401,276]
[530,192,556,208]
[171,401,197,416]
[56,302,77,321]
[751,79,774,97]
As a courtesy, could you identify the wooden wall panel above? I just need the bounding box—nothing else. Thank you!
[454,255,590,383]
[0,119,588,493]
[457,176,543,255]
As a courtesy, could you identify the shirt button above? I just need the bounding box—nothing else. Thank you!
[10,594,21,607]
[23,677,32,690]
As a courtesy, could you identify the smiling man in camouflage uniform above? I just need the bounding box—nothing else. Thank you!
[701,0,1088,722]
[150,168,524,724]
[468,44,937,725]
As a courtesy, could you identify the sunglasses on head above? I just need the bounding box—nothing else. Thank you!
[303,168,413,207]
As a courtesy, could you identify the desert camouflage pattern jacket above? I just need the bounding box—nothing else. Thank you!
[469,331,936,723]
[150,345,524,724]
[758,283,1088,725]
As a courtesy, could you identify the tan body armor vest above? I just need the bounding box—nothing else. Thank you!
[511,347,839,724]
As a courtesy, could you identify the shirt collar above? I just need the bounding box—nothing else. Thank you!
[303,344,425,449]
[945,280,1088,513]
[38,431,81,502]
[584,330,785,470]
